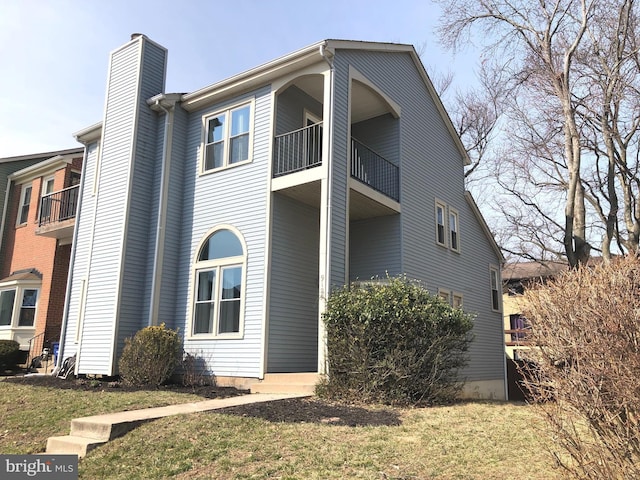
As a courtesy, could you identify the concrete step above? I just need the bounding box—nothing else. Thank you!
[250,373,321,395]
[46,435,106,457]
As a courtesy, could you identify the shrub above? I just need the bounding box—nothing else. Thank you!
[118,324,182,387]
[520,256,640,479]
[320,277,474,405]
[0,340,20,372]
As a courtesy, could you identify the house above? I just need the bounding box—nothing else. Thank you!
[0,148,83,361]
[58,34,506,399]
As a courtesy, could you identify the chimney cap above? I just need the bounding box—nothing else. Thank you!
[130,33,146,40]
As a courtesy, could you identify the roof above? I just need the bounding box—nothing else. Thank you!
[502,261,568,282]
[0,147,83,165]
[75,38,469,163]
[0,268,42,284]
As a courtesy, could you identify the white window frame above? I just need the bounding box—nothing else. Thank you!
[490,265,501,312]
[201,100,255,175]
[449,207,460,253]
[435,199,447,247]
[17,183,33,226]
[0,283,40,331]
[188,225,247,340]
[437,288,451,304]
[452,292,464,309]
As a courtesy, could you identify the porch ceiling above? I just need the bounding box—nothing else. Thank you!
[350,189,399,220]
[276,181,321,209]
[351,82,391,123]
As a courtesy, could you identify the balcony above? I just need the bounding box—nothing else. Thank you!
[272,126,399,203]
[350,138,399,202]
[35,185,79,240]
[273,122,323,177]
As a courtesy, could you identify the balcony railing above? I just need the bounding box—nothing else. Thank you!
[505,328,531,347]
[351,138,399,201]
[38,185,80,227]
[273,122,323,177]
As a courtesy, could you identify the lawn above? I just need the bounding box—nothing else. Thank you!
[0,378,562,480]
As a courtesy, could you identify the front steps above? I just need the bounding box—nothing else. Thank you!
[250,373,321,395]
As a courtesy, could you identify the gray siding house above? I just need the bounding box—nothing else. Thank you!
[58,35,506,399]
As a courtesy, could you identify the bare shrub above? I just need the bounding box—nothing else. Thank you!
[118,324,182,387]
[520,256,640,479]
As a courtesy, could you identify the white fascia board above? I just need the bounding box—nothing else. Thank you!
[9,154,77,183]
[181,41,326,112]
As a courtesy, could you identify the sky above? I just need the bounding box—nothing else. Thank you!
[0,0,481,158]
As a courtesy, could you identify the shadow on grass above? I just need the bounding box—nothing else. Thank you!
[215,397,402,427]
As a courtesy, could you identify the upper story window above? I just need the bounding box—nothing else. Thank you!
[490,266,501,311]
[191,227,246,338]
[203,102,253,173]
[435,201,446,246]
[17,184,32,226]
[435,199,461,253]
[449,208,460,252]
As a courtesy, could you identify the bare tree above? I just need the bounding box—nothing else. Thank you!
[435,0,595,267]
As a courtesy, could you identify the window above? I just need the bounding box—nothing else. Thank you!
[452,292,463,309]
[40,177,55,223]
[17,184,32,225]
[435,201,446,246]
[449,208,460,252]
[0,285,39,330]
[203,103,252,172]
[192,227,245,337]
[490,266,500,311]
[509,314,529,342]
[438,289,451,304]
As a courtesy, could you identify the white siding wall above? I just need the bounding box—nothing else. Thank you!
[176,86,271,378]
[333,50,504,383]
[268,193,319,372]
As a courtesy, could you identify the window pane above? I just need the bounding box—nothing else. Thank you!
[198,229,243,261]
[437,225,445,244]
[18,289,37,327]
[219,299,240,333]
[230,134,249,163]
[207,115,225,143]
[0,290,15,326]
[222,267,242,299]
[451,231,458,250]
[205,142,224,170]
[197,270,215,301]
[19,186,32,224]
[194,303,214,334]
[230,106,250,136]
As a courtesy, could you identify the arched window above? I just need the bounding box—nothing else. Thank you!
[192,227,245,337]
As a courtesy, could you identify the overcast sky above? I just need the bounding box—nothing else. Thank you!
[0,0,479,158]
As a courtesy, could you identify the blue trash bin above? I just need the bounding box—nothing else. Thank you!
[52,342,60,364]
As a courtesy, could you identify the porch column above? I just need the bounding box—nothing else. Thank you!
[318,67,333,375]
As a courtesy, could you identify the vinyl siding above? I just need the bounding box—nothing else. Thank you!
[116,40,166,359]
[60,141,99,359]
[351,114,399,166]
[268,193,319,372]
[349,214,401,281]
[333,49,504,383]
[275,85,323,136]
[177,86,271,378]
[76,37,167,375]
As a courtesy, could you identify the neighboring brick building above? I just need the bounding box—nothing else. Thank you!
[0,148,83,359]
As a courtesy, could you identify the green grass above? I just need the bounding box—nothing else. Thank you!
[0,381,562,479]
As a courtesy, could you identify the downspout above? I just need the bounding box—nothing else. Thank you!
[55,145,90,370]
[319,42,335,375]
[148,95,176,326]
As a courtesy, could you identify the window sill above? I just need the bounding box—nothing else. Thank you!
[186,332,244,341]
[199,159,252,177]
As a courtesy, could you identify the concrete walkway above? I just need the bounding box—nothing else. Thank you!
[46,392,308,458]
